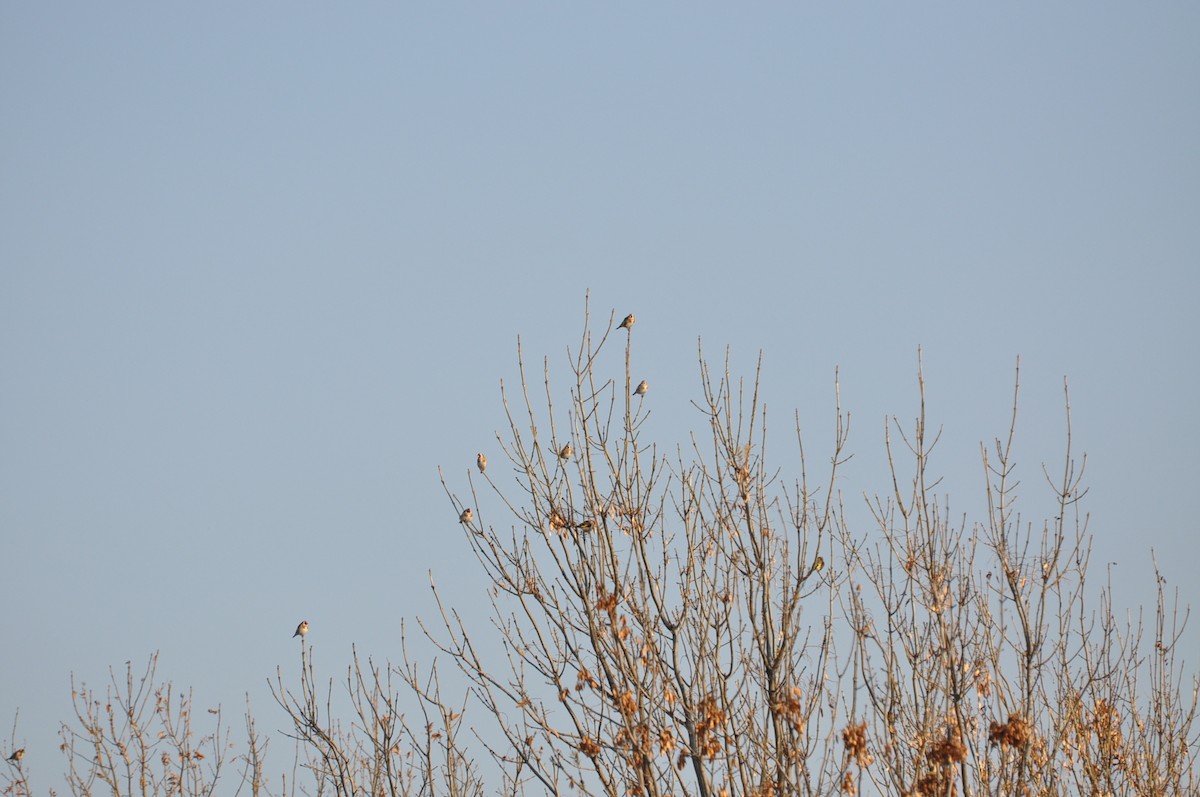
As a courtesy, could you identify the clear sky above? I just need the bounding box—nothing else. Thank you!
[2,3,1197,787]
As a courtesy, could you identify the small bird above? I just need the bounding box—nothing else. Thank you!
[618,313,635,331]
[634,380,649,396]
[558,443,572,459]
[293,621,308,639]
[7,748,24,763]
[813,556,825,573]
[575,519,595,534]
[476,453,487,473]
[459,508,474,524]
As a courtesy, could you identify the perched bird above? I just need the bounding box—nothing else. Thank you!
[476,453,487,473]
[813,556,825,573]
[558,443,572,459]
[634,380,649,396]
[293,621,308,639]
[7,748,24,763]
[575,519,595,534]
[618,313,635,331]
[459,508,474,524]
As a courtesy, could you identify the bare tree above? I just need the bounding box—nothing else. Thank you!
[433,305,1198,797]
[36,653,267,797]
[270,640,483,797]
[7,303,1198,797]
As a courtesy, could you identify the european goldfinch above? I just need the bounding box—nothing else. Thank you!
[293,621,309,639]
[476,453,487,473]
[618,313,635,330]
[634,380,649,396]
[459,508,474,524]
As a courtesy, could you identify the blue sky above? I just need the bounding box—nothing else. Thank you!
[2,3,1197,785]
